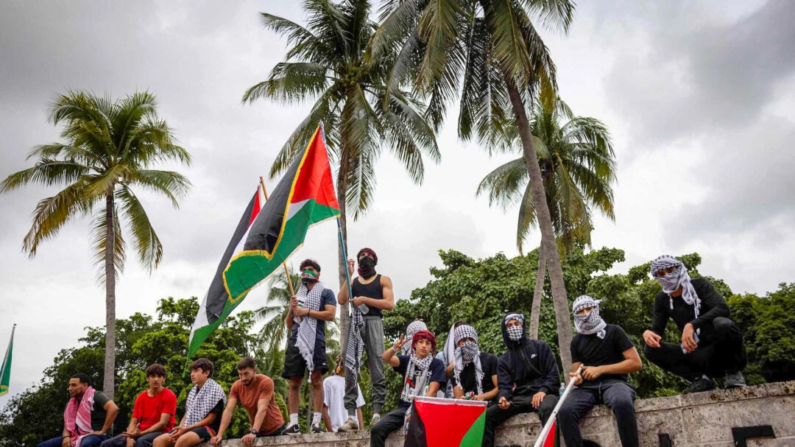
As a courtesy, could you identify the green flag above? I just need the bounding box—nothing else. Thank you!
[0,324,15,396]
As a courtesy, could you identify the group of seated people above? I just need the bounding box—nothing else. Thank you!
[41,253,748,447]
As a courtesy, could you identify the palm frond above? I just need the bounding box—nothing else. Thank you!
[117,185,163,271]
[22,180,93,256]
[91,203,126,284]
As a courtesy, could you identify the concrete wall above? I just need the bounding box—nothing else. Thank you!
[212,381,795,447]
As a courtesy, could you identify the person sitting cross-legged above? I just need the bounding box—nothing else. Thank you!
[643,255,747,393]
[449,325,499,404]
[482,313,560,447]
[557,296,643,447]
[370,330,446,447]
[152,358,226,447]
[38,373,118,447]
[101,364,177,447]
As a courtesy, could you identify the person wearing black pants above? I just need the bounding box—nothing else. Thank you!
[644,255,747,393]
[482,312,560,447]
[557,296,643,447]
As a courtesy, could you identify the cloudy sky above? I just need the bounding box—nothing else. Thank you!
[1,0,793,405]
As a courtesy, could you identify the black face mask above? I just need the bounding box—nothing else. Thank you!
[359,257,376,269]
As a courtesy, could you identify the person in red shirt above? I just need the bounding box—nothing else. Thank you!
[100,364,177,447]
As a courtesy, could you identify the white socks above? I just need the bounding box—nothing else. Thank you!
[289,413,299,426]
[313,412,322,424]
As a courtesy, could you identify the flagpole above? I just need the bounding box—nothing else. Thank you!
[259,176,297,297]
[532,366,583,447]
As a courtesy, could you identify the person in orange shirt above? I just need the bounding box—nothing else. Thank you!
[209,357,285,447]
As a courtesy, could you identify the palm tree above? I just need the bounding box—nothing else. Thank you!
[477,91,616,338]
[243,0,439,347]
[371,0,579,371]
[0,91,191,398]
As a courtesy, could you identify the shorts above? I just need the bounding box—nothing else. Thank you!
[258,426,285,437]
[282,334,328,379]
[188,426,216,442]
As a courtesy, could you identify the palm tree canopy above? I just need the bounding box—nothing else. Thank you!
[0,90,191,280]
[477,92,616,252]
[243,0,440,220]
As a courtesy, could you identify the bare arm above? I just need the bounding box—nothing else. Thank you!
[355,276,395,311]
[425,382,441,397]
[445,361,455,378]
[453,386,465,399]
[479,376,500,401]
[252,397,270,432]
[382,346,401,367]
[125,417,138,435]
[101,401,118,434]
[296,304,336,321]
[338,259,355,305]
[215,396,238,438]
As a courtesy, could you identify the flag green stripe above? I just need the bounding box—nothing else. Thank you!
[0,332,13,397]
[224,200,339,299]
[186,298,244,361]
[459,411,486,447]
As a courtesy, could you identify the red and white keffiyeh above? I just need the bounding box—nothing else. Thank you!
[64,386,96,446]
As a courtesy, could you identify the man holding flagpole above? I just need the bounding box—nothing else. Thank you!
[338,248,395,431]
[557,296,642,447]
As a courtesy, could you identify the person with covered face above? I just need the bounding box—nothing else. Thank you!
[482,313,560,447]
[282,259,337,434]
[371,330,446,447]
[338,248,395,431]
[450,325,499,403]
[644,255,747,393]
[557,296,642,447]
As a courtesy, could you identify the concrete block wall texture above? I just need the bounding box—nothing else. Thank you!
[208,381,795,447]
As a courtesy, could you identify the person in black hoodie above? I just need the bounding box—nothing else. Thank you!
[481,312,560,447]
[557,296,642,447]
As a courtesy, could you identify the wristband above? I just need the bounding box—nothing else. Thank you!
[250,429,259,435]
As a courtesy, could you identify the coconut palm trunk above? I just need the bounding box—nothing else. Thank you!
[103,193,116,399]
[336,164,351,355]
[529,244,546,340]
[506,79,573,372]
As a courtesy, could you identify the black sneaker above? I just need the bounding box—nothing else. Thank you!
[685,377,716,394]
[284,423,301,435]
[311,422,323,433]
[724,371,747,389]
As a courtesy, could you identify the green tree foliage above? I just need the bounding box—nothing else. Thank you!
[0,298,284,447]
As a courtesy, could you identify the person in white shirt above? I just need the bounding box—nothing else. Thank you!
[323,358,364,432]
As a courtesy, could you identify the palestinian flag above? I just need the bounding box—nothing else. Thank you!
[223,124,340,301]
[186,188,264,360]
[406,396,487,447]
[0,324,15,396]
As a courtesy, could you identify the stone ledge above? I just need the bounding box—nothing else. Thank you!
[209,381,795,447]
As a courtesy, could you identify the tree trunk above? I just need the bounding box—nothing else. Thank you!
[336,165,351,356]
[528,244,545,340]
[103,193,116,399]
[505,78,574,374]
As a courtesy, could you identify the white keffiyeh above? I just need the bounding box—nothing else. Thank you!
[184,378,227,427]
[572,295,607,339]
[453,325,483,395]
[401,354,433,434]
[295,282,325,376]
[651,255,701,331]
[344,301,370,382]
[403,321,428,355]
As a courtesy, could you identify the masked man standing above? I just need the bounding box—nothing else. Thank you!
[644,255,746,393]
[338,248,394,431]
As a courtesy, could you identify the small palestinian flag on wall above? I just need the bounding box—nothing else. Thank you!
[406,397,487,447]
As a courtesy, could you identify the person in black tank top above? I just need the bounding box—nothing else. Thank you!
[337,248,395,431]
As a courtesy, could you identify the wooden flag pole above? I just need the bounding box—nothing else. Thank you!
[259,176,297,297]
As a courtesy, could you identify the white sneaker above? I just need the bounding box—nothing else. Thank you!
[338,417,359,432]
[371,414,381,425]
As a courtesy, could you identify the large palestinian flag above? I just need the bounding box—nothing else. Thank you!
[406,397,487,447]
[223,125,340,302]
[186,187,264,360]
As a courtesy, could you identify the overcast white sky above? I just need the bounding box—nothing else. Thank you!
[1,0,794,406]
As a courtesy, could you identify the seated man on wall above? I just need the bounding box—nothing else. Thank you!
[482,313,560,447]
[449,324,499,404]
[557,296,642,447]
[283,259,337,435]
[101,364,177,447]
[322,356,365,432]
[644,255,747,393]
[38,373,118,447]
[153,358,226,447]
[370,330,446,447]
[210,357,285,447]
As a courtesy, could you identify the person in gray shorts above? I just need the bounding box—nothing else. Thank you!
[337,248,394,431]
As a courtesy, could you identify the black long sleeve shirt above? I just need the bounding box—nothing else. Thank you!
[497,339,560,401]
[651,277,729,341]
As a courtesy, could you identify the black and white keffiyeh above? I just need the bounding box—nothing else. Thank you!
[453,325,483,395]
[572,295,607,339]
[504,313,525,341]
[650,255,701,325]
[344,301,370,382]
[403,321,428,355]
[184,378,227,427]
[295,282,325,376]
[401,354,434,434]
